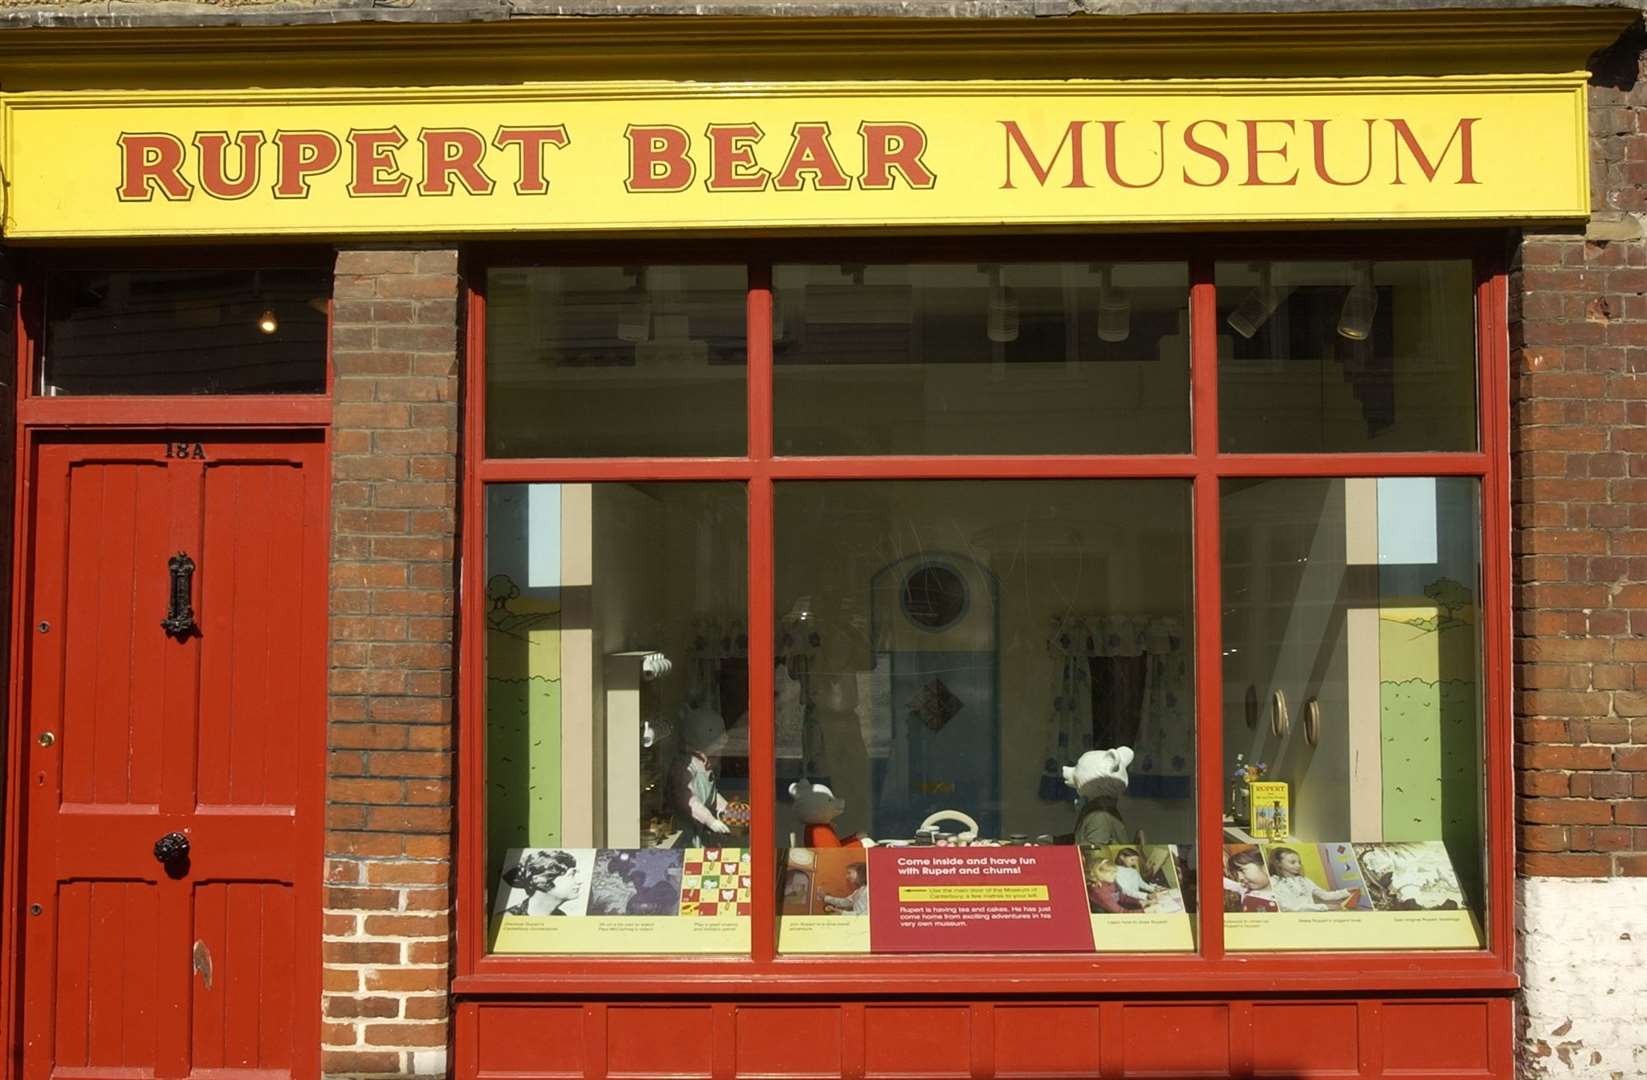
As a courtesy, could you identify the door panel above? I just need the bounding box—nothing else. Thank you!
[53,880,161,1073]
[197,460,308,811]
[60,462,170,808]
[22,434,324,1079]
[191,880,296,1071]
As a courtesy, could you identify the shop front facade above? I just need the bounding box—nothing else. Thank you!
[0,3,1643,1077]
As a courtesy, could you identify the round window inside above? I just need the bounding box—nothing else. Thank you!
[900,564,968,631]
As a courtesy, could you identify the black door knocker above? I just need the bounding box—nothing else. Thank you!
[161,552,197,638]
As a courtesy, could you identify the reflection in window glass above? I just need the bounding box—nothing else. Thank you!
[42,267,329,395]
[773,263,1190,455]
[773,480,1196,954]
[486,266,748,458]
[1216,260,1476,453]
[1220,477,1484,950]
[485,482,749,954]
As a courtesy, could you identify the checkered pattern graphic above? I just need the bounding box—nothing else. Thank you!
[679,847,752,917]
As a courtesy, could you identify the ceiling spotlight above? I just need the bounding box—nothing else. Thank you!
[255,308,279,335]
[1096,264,1131,343]
[1337,261,1379,341]
[1226,264,1290,340]
[987,265,1019,344]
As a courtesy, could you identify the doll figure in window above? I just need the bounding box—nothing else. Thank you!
[1063,746,1135,847]
[666,707,733,848]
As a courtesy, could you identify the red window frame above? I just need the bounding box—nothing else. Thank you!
[454,231,1514,998]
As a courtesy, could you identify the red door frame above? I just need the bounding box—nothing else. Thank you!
[453,230,1516,999]
[0,248,335,1079]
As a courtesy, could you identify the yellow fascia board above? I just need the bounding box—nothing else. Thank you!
[0,73,1591,239]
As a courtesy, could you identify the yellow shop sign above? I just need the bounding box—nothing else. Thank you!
[0,77,1589,239]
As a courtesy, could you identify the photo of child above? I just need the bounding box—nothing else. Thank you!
[1264,845,1358,912]
[586,848,684,916]
[1082,845,1186,915]
[1353,841,1467,911]
[809,847,870,917]
[1222,845,1278,913]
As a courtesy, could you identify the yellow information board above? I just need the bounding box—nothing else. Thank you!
[0,76,1587,238]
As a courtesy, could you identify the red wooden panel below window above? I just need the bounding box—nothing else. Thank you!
[1120,1004,1231,1077]
[459,995,1515,1079]
[475,1004,584,1075]
[1384,1002,1492,1072]
[1252,1003,1359,1076]
[735,1005,843,1078]
[994,1004,1101,1077]
[863,1006,971,1078]
[607,1005,715,1078]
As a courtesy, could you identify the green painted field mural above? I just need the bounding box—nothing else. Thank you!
[486,573,562,885]
[1379,577,1481,906]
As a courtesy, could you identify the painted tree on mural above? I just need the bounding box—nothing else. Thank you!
[1423,578,1472,626]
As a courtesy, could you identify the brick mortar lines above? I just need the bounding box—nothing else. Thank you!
[1511,30,1647,882]
[325,248,461,1078]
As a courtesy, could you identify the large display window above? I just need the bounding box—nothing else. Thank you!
[458,238,1510,990]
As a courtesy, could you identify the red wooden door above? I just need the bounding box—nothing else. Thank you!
[20,433,325,1079]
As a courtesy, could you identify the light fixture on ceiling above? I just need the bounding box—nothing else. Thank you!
[616,267,651,343]
[986,264,1019,343]
[1337,261,1379,341]
[1096,264,1131,343]
[1226,264,1290,340]
[255,308,279,335]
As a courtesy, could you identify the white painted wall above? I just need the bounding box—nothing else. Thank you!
[1518,877,1647,1078]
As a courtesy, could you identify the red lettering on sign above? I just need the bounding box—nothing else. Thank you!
[492,126,569,195]
[859,122,936,190]
[1240,119,1299,187]
[625,125,695,192]
[418,129,495,196]
[272,131,342,198]
[1305,118,1377,187]
[346,128,411,197]
[193,131,263,200]
[117,133,193,202]
[999,120,1089,190]
[1391,117,1480,185]
[1098,119,1168,189]
[772,123,853,191]
[704,123,770,192]
[1181,120,1230,187]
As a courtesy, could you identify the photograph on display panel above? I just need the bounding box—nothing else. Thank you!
[491,848,748,954]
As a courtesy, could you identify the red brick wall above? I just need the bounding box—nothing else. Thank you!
[322,249,461,1077]
[1512,26,1647,880]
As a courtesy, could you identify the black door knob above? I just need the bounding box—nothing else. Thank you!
[153,832,190,864]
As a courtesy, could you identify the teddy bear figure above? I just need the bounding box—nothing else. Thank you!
[1063,746,1135,847]
[789,778,871,848]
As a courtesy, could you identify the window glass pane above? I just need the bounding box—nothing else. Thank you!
[486,266,747,457]
[41,267,328,395]
[1216,260,1476,453]
[772,480,1196,955]
[1220,477,1484,950]
[774,263,1190,455]
[485,482,750,954]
